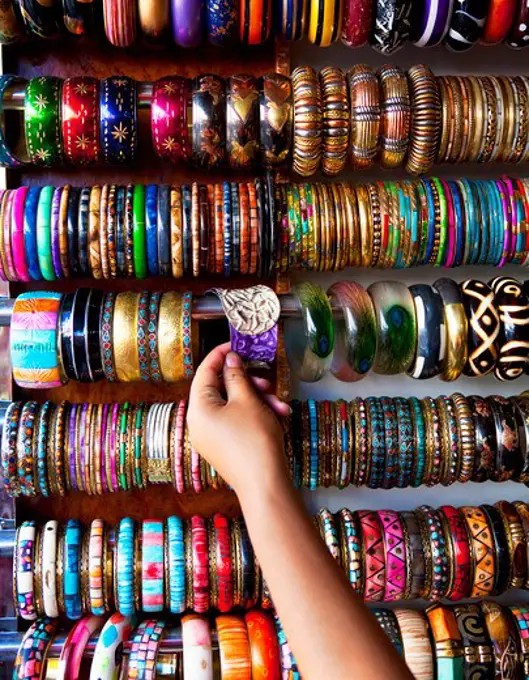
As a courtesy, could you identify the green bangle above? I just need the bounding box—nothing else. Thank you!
[432,178,448,266]
[36,185,55,280]
[24,76,62,166]
[389,183,400,267]
[132,184,147,279]
[119,402,130,491]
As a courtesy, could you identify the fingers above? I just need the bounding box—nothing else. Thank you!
[189,342,232,411]
[250,376,272,393]
[262,393,293,418]
[223,352,254,402]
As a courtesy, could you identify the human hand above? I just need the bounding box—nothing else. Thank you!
[187,343,292,499]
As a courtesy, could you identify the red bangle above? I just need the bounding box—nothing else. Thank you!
[240,0,272,44]
[440,505,472,601]
[214,514,233,613]
[245,611,281,680]
[341,0,372,47]
[61,77,100,166]
[11,186,30,282]
[482,0,517,44]
[103,0,137,46]
[377,510,406,602]
[191,516,210,613]
[358,510,385,602]
[151,77,191,164]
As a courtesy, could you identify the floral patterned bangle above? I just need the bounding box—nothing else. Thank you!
[25,77,62,166]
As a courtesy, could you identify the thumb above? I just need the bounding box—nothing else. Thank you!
[223,352,254,402]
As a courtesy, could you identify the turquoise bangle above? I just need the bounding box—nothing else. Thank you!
[475,180,489,265]
[381,396,398,490]
[64,519,82,620]
[307,399,319,490]
[36,185,55,281]
[132,185,147,279]
[433,177,448,266]
[410,397,426,488]
[167,516,186,614]
[117,517,135,616]
[366,397,385,489]
[394,397,413,489]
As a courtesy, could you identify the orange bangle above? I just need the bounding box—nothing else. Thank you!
[214,183,224,275]
[217,614,252,680]
[206,184,215,273]
[247,182,258,275]
[245,611,281,680]
[239,183,250,275]
[461,506,496,599]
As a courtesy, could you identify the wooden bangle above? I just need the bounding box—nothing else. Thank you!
[394,609,434,680]
[216,615,252,680]
[482,601,522,679]
[291,66,322,177]
[461,506,496,599]
[245,611,281,680]
[426,604,464,679]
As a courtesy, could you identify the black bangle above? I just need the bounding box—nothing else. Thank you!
[59,292,76,380]
[460,279,500,378]
[192,74,226,169]
[71,287,91,383]
[226,75,259,170]
[77,186,90,276]
[16,0,61,38]
[259,73,293,169]
[115,185,126,277]
[86,288,104,382]
[453,603,494,680]
[408,284,444,379]
[237,518,255,608]
[466,396,497,483]
[488,395,523,481]
[266,173,276,277]
[157,184,171,277]
[255,177,265,279]
[489,276,529,381]
[512,395,529,484]
[481,504,510,596]
[199,184,209,273]
[372,609,404,657]
[261,175,271,278]
[67,186,80,276]
[61,0,95,37]
[181,184,192,276]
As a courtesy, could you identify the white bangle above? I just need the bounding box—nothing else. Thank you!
[90,612,134,680]
[16,521,37,621]
[42,520,59,618]
[183,614,214,680]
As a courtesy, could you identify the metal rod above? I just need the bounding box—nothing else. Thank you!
[0,294,342,326]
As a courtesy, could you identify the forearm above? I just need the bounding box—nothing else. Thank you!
[239,475,413,680]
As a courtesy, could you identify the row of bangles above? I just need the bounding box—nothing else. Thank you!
[9,274,529,390]
[4,67,529,175]
[2,175,529,282]
[2,0,529,52]
[12,503,529,625]
[3,392,529,499]
[12,600,529,680]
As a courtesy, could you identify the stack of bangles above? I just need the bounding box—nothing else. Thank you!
[11,602,529,680]
[4,68,529,175]
[12,503,529,625]
[2,393,529,500]
[2,176,529,281]
[7,276,529,389]
[3,0,529,52]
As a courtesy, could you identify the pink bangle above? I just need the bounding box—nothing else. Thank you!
[358,510,385,602]
[191,516,210,613]
[79,404,89,494]
[58,615,105,679]
[103,0,137,46]
[88,519,105,616]
[69,404,78,492]
[182,615,213,679]
[441,179,456,268]
[151,76,191,164]
[0,190,6,281]
[100,404,109,494]
[11,186,30,282]
[191,446,202,494]
[503,176,518,263]
[173,400,186,494]
[497,178,512,267]
[110,403,119,491]
[3,190,16,280]
[377,510,407,602]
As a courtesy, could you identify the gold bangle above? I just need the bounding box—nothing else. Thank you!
[406,65,441,176]
[498,75,516,163]
[509,76,527,163]
[378,64,410,170]
[319,66,349,177]
[356,184,373,267]
[434,279,468,382]
[467,76,485,163]
[291,66,322,177]
[517,76,529,164]
[138,0,169,42]
[455,76,472,164]
[451,393,475,484]
[436,76,451,164]
[158,291,184,382]
[486,76,503,163]
[348,64,380,170]
[445,76,464,164]
[113,291,141,382]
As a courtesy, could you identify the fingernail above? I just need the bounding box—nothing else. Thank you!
[225,352,242,368]
[285,404,293,415]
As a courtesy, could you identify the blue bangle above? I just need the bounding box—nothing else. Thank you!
[67,187,80,277]
[489,180,503,266]
[475,180,489,265]
[78,187,90,276]
[167,516,186,614]
[448,180,464,267]
[64,519,82,620]
[410,397,426,487]
[367,397,385,489]
[100,76,138,165]
[157,184,171,277]
[36,400,52,496]
[459,179,474,266]
[0,75,27,168]
[115,185,126,277]
[307,399,318,490]
[422,179,436,265]
[24,186,42,280]
[222,181,231,277]
[182,185,192,276]
[145,184,159,276]
[394,397,413,489]
[206,0,237,45]
[230,182,240,274]
[275,0,306,40]
[117,518,135,616]
[381,396,398,490]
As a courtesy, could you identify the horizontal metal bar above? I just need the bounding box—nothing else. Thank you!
[0,294,343,326]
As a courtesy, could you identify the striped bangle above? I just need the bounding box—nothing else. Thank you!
[191,516,210,614]
[117,517,135,615]
[142,519,164,613]
[88,519,105,616]
[167,515,186,614]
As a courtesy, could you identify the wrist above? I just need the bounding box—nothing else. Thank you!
[237,465,295,516]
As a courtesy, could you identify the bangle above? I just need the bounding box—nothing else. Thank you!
[357,510,385,602]
[206,0,237,43]
[489,276,529,380]
[41,520,58,618]
[167,515,186,614]
[63,519,82,620]
[446,0,488,50]
[408,283,444,379]
[2,402,22,498]
[489,395,523,481]
[417,505,450,601]
[481,503,510,596]
[171,0,204,46]
[240,0,272,43]
[226,75,259,170]
[426,604,464,678]
[510,606,529,679]
[10,292,63,390]
[433,277,468,382]
[217,615,252,680]
[138,0,169,42]
[461,506,496,599]
[246,611,281,680]
[182,615,214,678]
[482,601,521,679]
[378,510,406,602]
[482,0,517,44]
[158,291,185,382]
[292,66,322,177]
[25,77,62,166]
[406,65,441,176]
[451,393,475,483]
[16,0,60,38]
[88,519,105,616]
[453,604,494,679]
[113,291,141,382]
[0,76,27,167]
[341,0,371,47]
[100,76,137,165]
[151,76,191,164]
[275,615,300,680]
[373,609,403,656]
[117,518,135,616]
[0,6,23,45]
[378,65,410,169]
[460,279,500,377]
[191,515,210,613]
[59,615,106,679]
[394,609,434,680]
[102,0,137,46]
[15,521,37,620]
[466,397,495,483]
[142,519,164,613]
[371,0,412,53]
[91,613,134,680]
[368,281,416,375]
[128,619,166,680]
[337,508,362,593]
[285,282,334,382]
[307,0,341,46]
[192,75,226,169]
[157,188,171,275]
[495,500,527,590]
[413,0,452,47]
[36,186,55,281]
[170,186,184,278]
[259,74,292,169]
[348,65,380,170]
[13,617,57,680]
[1,190,14,281]
[319,67,349,177]
[439,506,472,601]
[213,513,233,613]
[16,186,34,281]
[62,77,100,165]
[508,0,529,47]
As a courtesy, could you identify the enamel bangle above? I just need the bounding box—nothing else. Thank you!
[182,615,214,679]
[90,613,134,680]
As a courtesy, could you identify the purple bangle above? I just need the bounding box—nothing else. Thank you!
[69,404,78,492]
[110,403,119,491]
[51,187,63,280]
[230,326,278,365]
[11,186,30,282]
[497,178,513,267]
[414,0,453,47]
[100,403,109,494]
[504,177,518,263]
[0,190,6,282]
[171,0,205,46]
[79,404,88,493]
[3,190,16,280]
